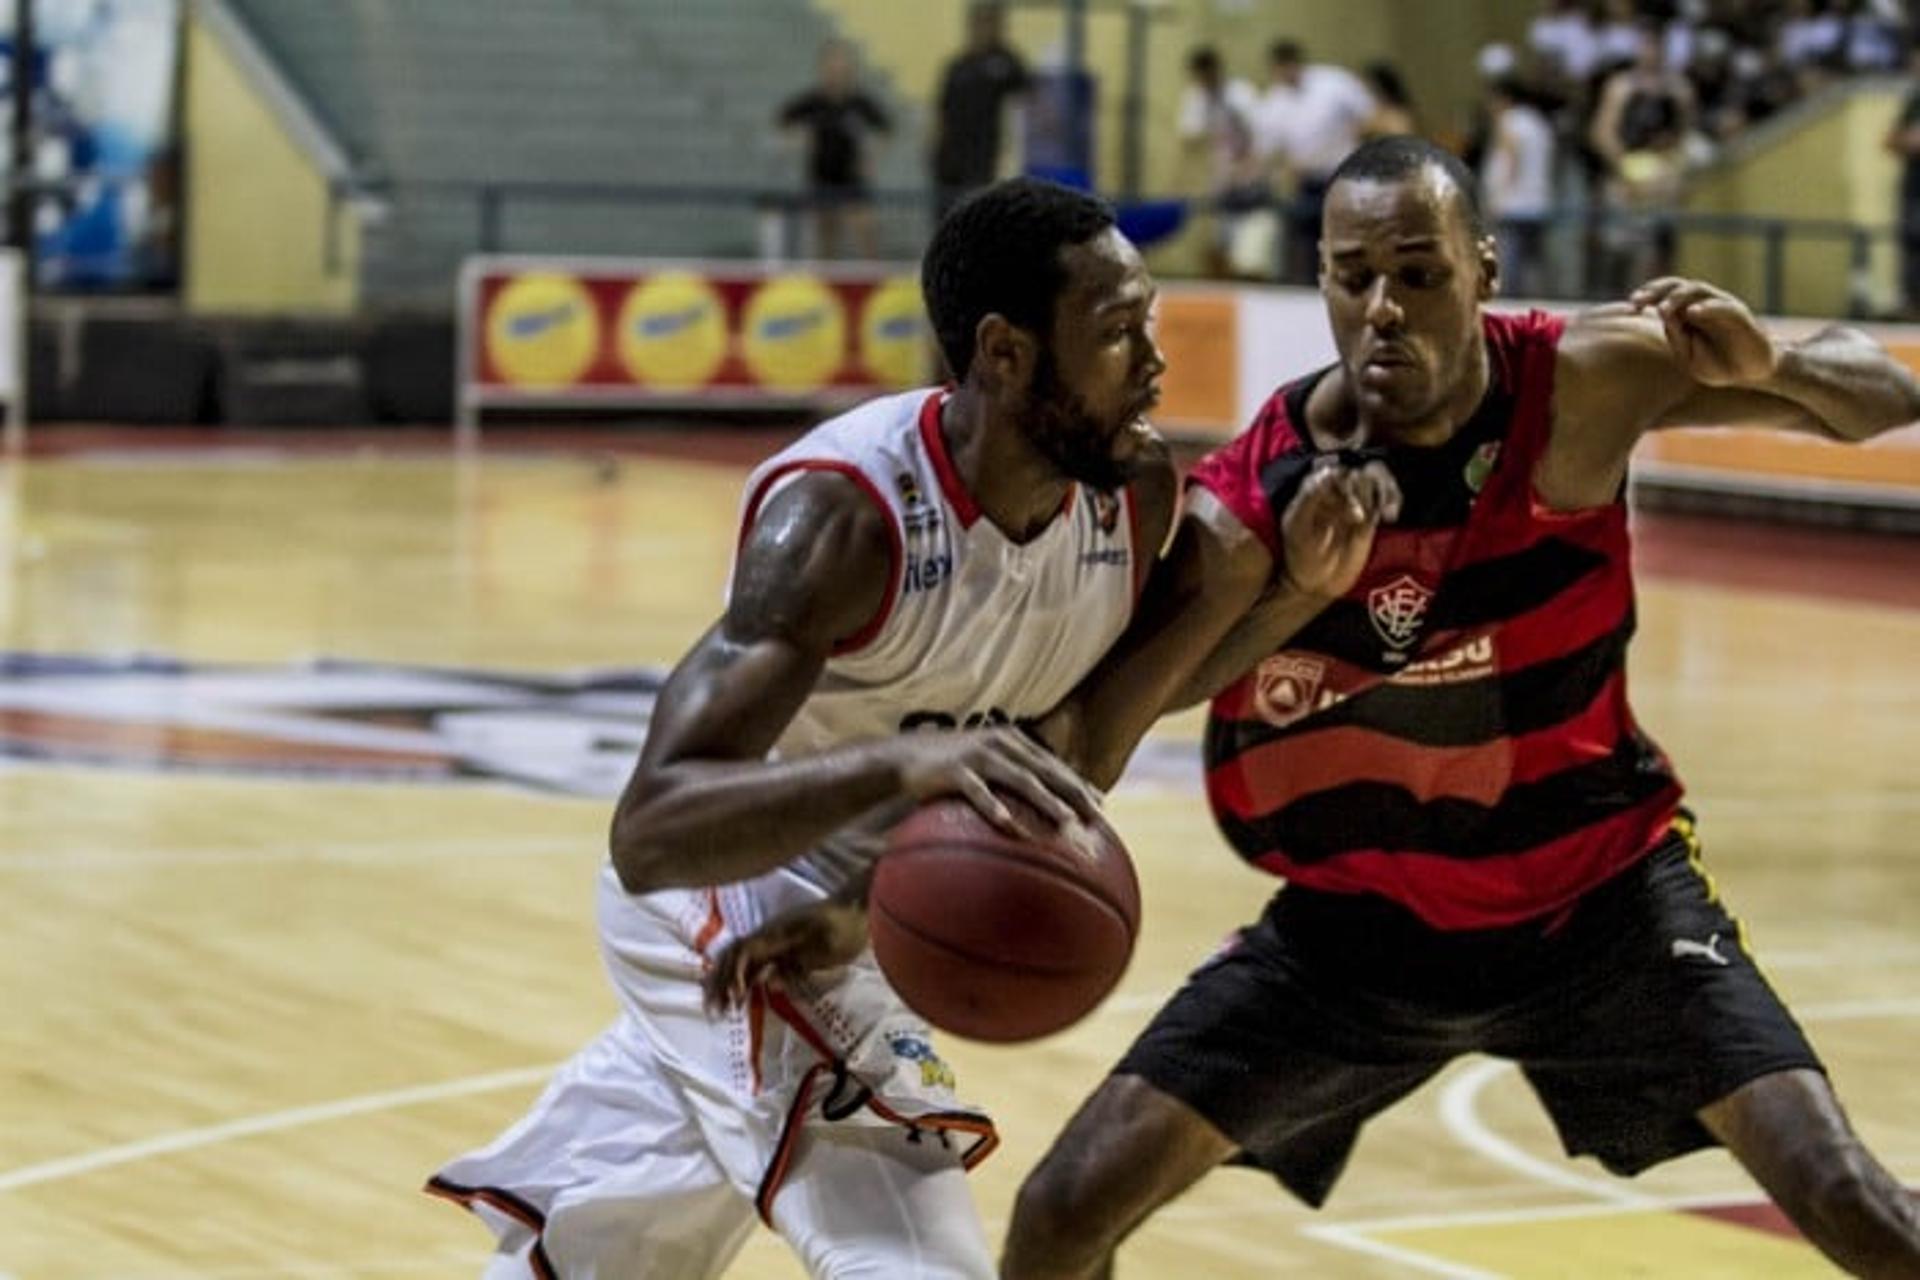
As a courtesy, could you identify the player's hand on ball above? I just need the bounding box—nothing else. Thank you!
[1630,277,1777,387]
[703,900,869,1014]
[1279,456,1401,601]
[890,726,1101,839]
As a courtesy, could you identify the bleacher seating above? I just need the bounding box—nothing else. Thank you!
[224,0,929,304]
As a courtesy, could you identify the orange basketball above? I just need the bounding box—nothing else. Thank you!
[870,794,1140,1043]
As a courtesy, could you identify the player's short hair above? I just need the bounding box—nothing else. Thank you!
[1327,135,1487,241]
[921,177,1116,379]
[1269,40,1304,65]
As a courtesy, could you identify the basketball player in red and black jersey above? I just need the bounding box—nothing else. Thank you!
[1003,136,1920,1278]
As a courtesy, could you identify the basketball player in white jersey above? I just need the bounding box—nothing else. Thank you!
[426,178,1174,1279]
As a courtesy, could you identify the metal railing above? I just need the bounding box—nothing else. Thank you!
[339,177,1906,317]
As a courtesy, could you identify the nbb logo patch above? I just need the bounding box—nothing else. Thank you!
[0,654,665,796]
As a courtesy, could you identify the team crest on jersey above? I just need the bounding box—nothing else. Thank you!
[1367,575,1435,658]
[1090,489,1122,536]
[1251,653,1327,728]
[0,652,661,795]
[895,470,923,507]
[1464,441,1501,494]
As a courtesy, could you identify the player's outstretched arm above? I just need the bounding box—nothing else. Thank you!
[611,472,1099,896]
[1043,458,1398,792]
[1546,280,1920,510]
[1163,456,1401,712]
[1039,486,1271,792]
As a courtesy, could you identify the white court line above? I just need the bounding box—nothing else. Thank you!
[1438,1059,1658,1208]
[0,1066,554,1193]
[1298,1223,1502,1279]
[1436,993,1920,1193]
[1309,993,1920,1275]
[1301,1183,1905,1239]
[3,955,1916,1269]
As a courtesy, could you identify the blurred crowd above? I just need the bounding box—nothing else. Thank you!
[767,0,1916,305]
[1184,0,1913,296]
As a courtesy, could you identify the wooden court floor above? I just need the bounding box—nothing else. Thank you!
[3,437,1920,1279]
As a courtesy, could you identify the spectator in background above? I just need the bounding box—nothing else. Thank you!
[1590,20,1697,173]
[1688,26,1747,140]
[1530,0,1602,95]
[1731,39,1801,127]
[1662,0,1709,73]
[1883,44,1920,316]
[779,40,891,259]
[1179,46,1272,279]
[1594,0,1650,74]
[930,3,1030,220]
[1363,61,1420,138]
[1461,42,1518,175]
[1589,19,1697,290]
[1483,76,1555,297]
[1777,0,1847,76]
[1839,0,1905,73]
[1255,39,1376,284]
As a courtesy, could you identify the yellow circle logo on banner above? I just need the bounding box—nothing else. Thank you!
[486,274,600,388]
[859,277,926,389]
[616,272,728,389]
[740,275,847,391]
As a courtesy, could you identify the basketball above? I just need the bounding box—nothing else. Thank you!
[870,794,1140,1044]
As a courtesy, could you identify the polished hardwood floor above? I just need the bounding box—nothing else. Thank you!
[3,434,1918,1278]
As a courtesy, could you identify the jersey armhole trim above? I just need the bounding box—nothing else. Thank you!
[739,460,904,657]
[1122,485,1148,602]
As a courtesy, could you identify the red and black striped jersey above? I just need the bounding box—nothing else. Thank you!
[1191,309,1683,930]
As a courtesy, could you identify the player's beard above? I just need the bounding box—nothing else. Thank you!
[1023,350,1135,492]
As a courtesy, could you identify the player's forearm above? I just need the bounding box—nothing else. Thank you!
[1046,552,1268,791]
[610,745,901,893]
[1758,327,1920,442]
[1164,584,1332,711]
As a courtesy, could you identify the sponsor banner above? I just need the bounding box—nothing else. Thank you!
[9,0,180,291]
[463,258,930,409]
[1175,283,1920,501]
[1150,287,1240,434]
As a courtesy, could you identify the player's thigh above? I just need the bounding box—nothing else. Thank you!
[770,1123,994,1280]
[1511,824,1822,1177]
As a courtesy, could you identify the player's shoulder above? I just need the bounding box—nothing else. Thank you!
[731,466,895,646]
[758,388,937,481]
[741,391,936,563]
[1551,303,1673,386]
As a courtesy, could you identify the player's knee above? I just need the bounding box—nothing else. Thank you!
[1005,1152,1118,1275]
[1787,1143,1920,1268]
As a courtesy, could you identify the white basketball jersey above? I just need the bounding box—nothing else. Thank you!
[723,387,1142,922]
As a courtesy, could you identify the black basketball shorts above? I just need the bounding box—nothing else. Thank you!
[1115,814,1824,1207]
